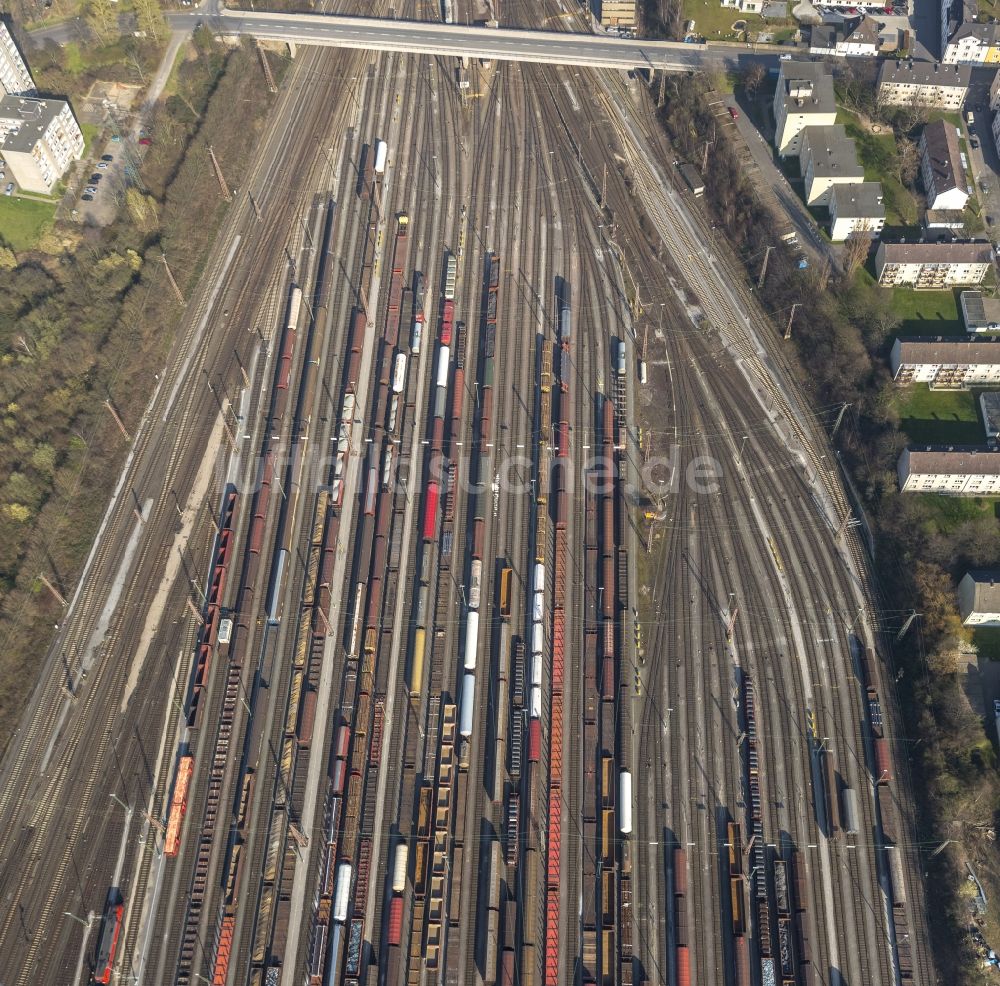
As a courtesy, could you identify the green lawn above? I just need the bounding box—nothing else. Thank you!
[0,197,57,252]
[895,385,983,444]
[81,122,101,156]
[891,287,964,336]
[973,628,1000,660]
[839,110,919,227]
[912,492,1000,533]
[680,0,795,41]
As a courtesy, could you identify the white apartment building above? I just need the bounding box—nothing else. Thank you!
[897,446,1000,494]
[720,0,764,11]
[890,336,1000,387]
[943,19,1000,64]
[0,22,33,96]
[919,119,969,211]
[877,60,971,110]
[800,125,864,206]
[0,95,84,193]
[958,571,1000,626]
[829,183,885,240]
[875,241,992,288]
[772,62,837,158]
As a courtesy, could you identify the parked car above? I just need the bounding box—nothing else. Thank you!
[97,161,109,169]
[81,194,94,202]
[971,137,980,149]
[101,154,113,161]
[85,186,98,194]
[138,137,152,146]
[728,106,739,119]
[89,173,101,182]
[4,183,13,196]
[111,134,121,142]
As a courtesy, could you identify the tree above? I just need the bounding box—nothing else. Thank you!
[86,0,118,45]
[742,63,766,100]
[134,0,166,44]
[896,137,920,189]
[124,188,160,233]
[842,228,872,278]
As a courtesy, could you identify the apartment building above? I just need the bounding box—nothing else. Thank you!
[829,183,885,240]
[720,0,764,11]
[809,17,881,56]
[799,125,864,206]
[877,60,971,110]
[890,335,1000,386]
[958,570,1000,626]
[919,119,969,211]
[875,241,992,288]
[772,61,837,158]
[0,22,32,96]
[897,445,1000,494]
[0,95,84,193]
[943,15,1000,63]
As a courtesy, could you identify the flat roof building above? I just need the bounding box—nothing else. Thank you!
[875,241,992,288]
[958,570,1000,625]
[877,60,971,110]
[919,119,969,211]
[599,0,636,27]
[897,445,1000,494]
[980,392,1000,441]
[829,183,886,240]
[0,95,83,193]
[772,61,837,158]
[960,290,1000,332]
[890,335,1000,387]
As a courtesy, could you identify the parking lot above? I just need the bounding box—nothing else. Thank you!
[71,133,148,227]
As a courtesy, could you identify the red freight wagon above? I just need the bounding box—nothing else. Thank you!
[441,301,454,344]
[557,420,569,458]
[387,895,404,946]
[423,483,440,541]
[675,944,690,986]
[528,718,541,762]
[873,737,892,785]
[472,518,485,559]
[673,847,687,897]
[601,656,615,700]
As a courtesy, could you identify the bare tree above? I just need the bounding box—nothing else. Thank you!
[842,226,872,278]
[742,63,766,100]
[896,136,920,189]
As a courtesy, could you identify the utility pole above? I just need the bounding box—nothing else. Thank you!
[103,398,131,442]
[38,573,67,607]
[757,245,773,290]
[208,146,232,202]
[784,302,800,341]
[256,40,277,92]
[248,189,263,223]
[702,139,711,173]
[831,402,850,440]
[161,254,184,305]
[896,611,919,642]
